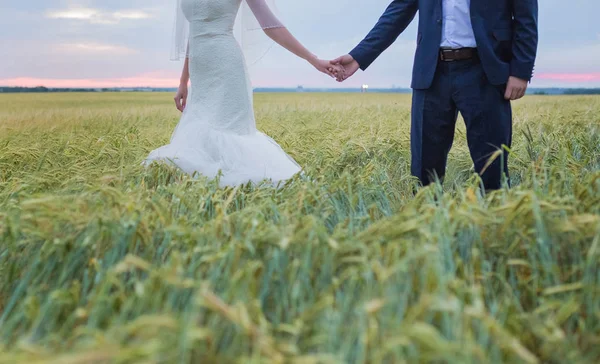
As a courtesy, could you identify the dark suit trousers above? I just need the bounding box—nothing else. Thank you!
[411,57,512,190]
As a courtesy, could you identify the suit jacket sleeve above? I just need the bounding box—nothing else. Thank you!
[349,0,418,70]
[510,0,539,81]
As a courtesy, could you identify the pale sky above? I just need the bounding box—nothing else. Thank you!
[1,0,598,88]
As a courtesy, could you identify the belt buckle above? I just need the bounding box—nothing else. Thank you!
[440,49,456,62]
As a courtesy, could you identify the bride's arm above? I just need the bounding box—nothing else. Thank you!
[264,28,337,76]
[180,46,190,85]
[174,44,190,112]
[246,0,342,77]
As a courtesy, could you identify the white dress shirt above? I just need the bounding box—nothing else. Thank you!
[441,0,477,48]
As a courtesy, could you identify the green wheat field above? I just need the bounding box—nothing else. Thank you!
[0,92,599,363]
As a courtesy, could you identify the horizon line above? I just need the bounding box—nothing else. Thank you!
[2,85,600,90]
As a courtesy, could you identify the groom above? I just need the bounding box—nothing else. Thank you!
[332,0,538,191]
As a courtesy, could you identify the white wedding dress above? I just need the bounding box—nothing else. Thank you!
[145,0,301,187]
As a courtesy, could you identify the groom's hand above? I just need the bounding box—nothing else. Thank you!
[504,76,528,101]
[330,54,360,82]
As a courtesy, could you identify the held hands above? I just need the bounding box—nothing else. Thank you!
[330,54,360,82]
[174,83,188,112]
[310,54,359,82]
[309,56,345,79]
[505,76,528,101]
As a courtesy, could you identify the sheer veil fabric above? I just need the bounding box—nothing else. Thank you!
[170,0,189,61]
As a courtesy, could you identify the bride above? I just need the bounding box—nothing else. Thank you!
[145,0,341,187]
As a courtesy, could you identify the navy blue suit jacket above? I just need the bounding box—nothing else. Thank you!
[349,0,538,90]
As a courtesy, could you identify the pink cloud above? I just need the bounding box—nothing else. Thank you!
[537,73,600,82]
[5,72,600,89]
[0,74,179,88]
[0,73,322,89]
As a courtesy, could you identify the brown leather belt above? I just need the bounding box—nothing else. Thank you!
[439,48,478,62]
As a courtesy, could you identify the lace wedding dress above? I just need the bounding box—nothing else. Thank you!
[144,0,301,187]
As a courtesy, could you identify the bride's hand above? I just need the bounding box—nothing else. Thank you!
[309,57,345,79]
[174,83,188,112]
